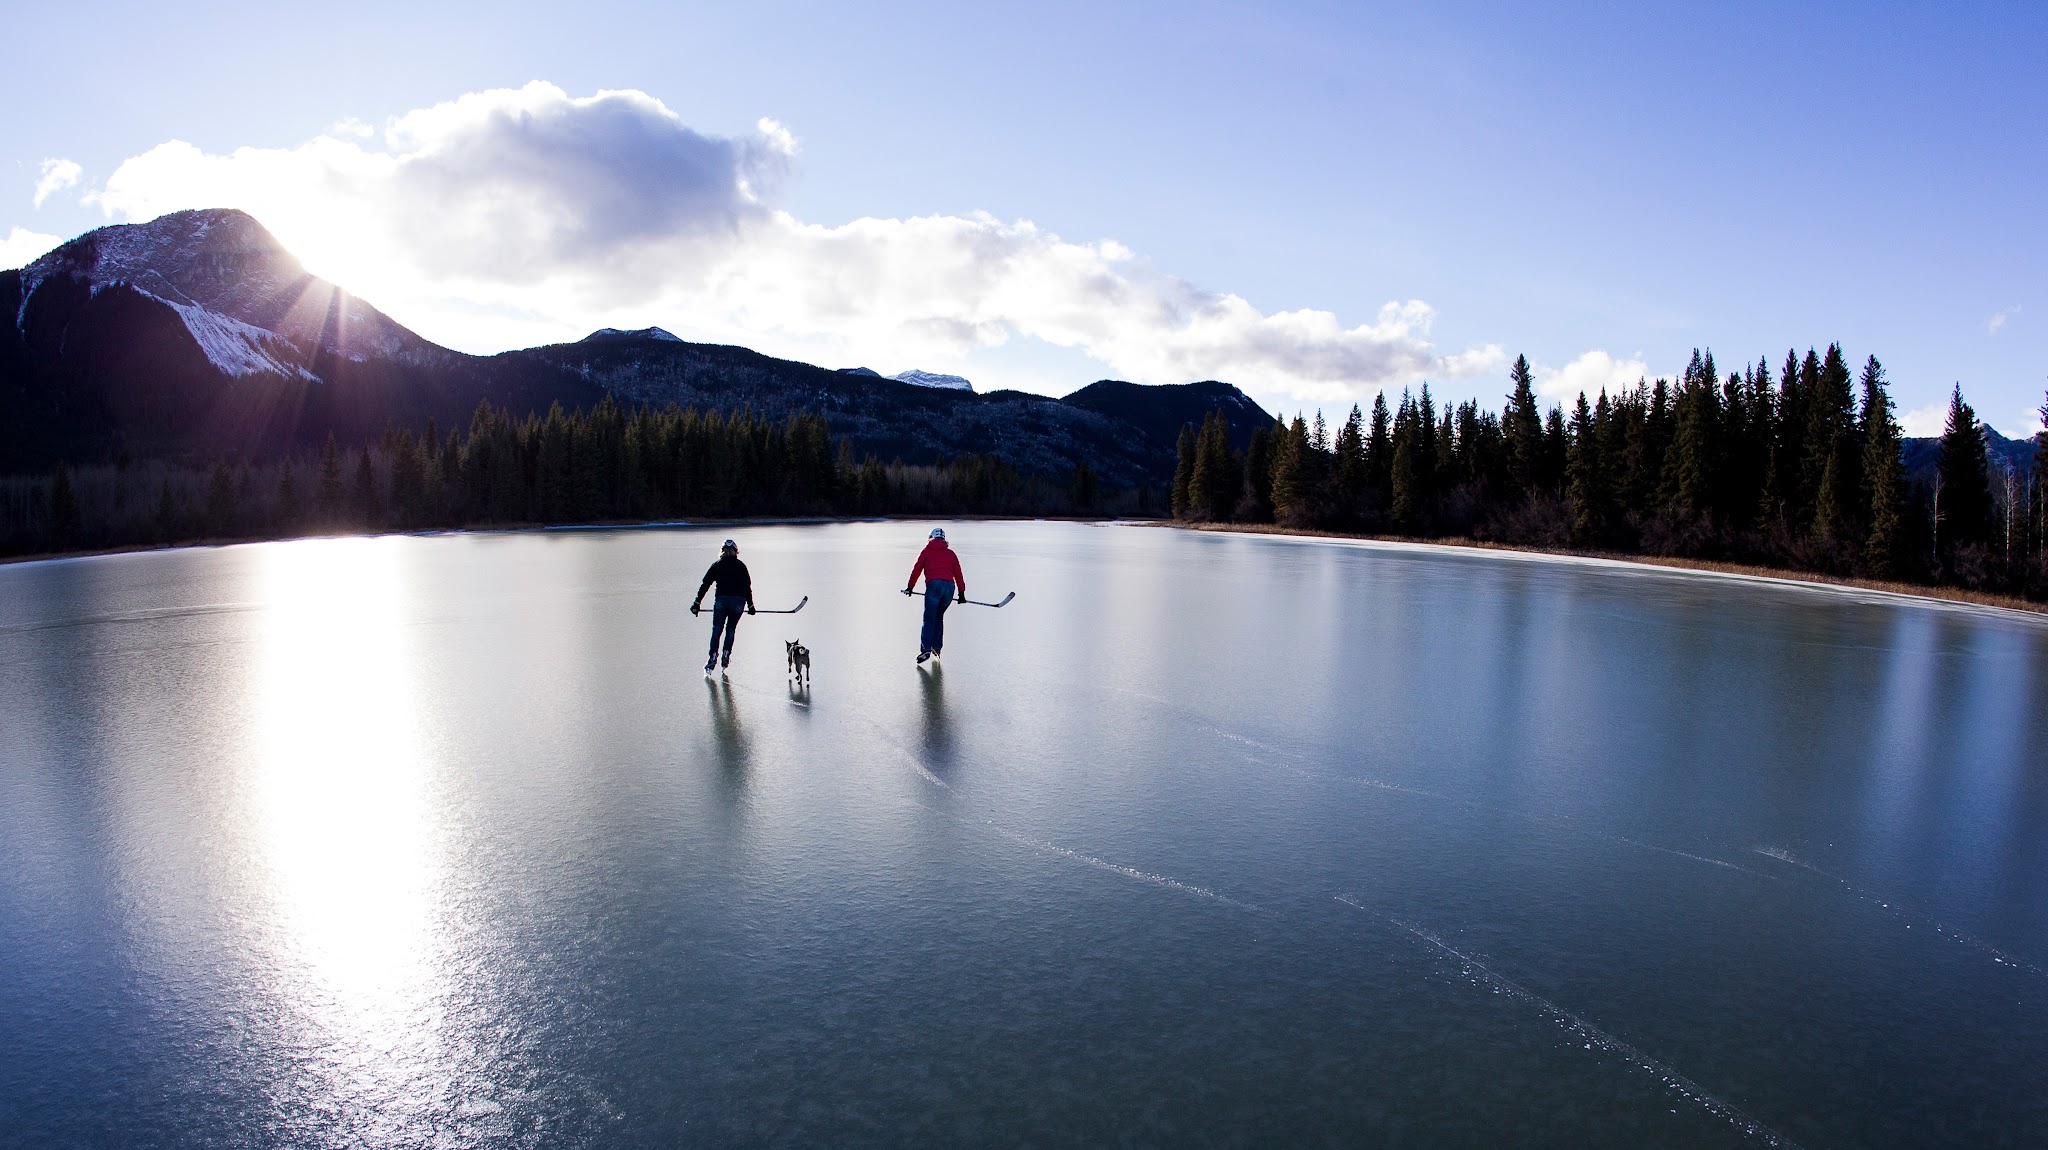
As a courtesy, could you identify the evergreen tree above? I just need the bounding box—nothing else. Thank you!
[1187,411,1242,522]
[277,462,301,529]
[1739,358,1776,529]
[1331,403,1367,523]
[48,463,79,547]
[1541,407,1568,497]
[1270,415,1311,527]
[1505,355,1542,500]
[1069,460,1097,510]
[206,462,236,536]
[1805,345,1855,490]
[1593,391,1623,516]
[1858,356,1906,578]
[1621,379,1674,518]
[1663,349,1721,521]
[1171,424,1197,518]
[1235,421,1277,522]
[1719,365,1763,529]
[389,432,425,527]
[1366,392,1393,511]
[1566,393,1607,545]
[2034,388,2048,568]
[353,447,380,525]
[1435,401,1457,494]
[1418,385,1440,510]
[1936,384,1992,553]
[318,433,345,522]
[1767,349,1806,524]
[153,479,178,542]
[1390,392,1425,532]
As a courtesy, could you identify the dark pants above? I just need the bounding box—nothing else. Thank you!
[708,595,746,661]
[922,580,954,654]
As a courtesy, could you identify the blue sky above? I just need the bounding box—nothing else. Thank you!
[4,1,2043,434]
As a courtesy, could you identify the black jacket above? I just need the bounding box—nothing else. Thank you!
[696,556,753,605]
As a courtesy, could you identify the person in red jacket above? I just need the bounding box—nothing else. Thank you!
[905,527,965,663]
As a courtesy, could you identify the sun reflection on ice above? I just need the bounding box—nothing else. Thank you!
[249,538,452,1129]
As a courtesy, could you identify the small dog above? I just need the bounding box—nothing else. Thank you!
[786,639,810,688]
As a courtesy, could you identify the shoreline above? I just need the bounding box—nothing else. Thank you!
[0,514,1101,569]
[1160,520,2048,620]
[8,514,2044,623]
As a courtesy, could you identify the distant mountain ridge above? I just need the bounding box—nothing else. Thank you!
[1,210,1272,485]
[891,369,972,392]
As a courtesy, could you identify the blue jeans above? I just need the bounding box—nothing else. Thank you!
[708,595,746,661]
[922,580,954,654]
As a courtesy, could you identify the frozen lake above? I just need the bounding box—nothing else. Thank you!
[2,521,2045,1146]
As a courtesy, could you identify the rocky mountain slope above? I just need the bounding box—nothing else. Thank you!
[1,210,1271,486]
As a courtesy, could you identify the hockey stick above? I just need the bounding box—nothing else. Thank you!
[900,589,1015,608]
[752,596,809,614]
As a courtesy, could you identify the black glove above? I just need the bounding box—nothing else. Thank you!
[746,604,756,615]
[690,602,701,616]
[957,593,967,605]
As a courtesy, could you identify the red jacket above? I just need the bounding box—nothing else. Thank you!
[907,539,964,594]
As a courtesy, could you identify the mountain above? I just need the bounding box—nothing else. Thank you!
[2,210,1270,485]
[1,209,599,467]
[1062,379,1271,455]
[1902,427,2037,489]
[584,326,682,344]
[891,369,973,392]
[485,333,1268,486]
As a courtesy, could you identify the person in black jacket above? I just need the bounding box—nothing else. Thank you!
[691,538,756,673]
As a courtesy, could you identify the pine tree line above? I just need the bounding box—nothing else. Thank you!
[1174,348,2048,598]
[1,398,1129,557]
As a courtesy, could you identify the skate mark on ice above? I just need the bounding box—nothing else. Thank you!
[1335,896,1802,1149]
[1115,688,1762,876]
[1751,848,2048,978]
[849,702,1257,911]
[991,824,1262,912]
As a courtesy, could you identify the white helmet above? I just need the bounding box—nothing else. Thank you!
[929,527,946,540]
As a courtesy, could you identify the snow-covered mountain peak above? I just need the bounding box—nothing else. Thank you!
[891,369,973,392]
[22,208,300,308]
[583,326,683,343]
[14,208,438,377]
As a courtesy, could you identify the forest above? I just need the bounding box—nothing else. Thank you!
[1173,346,2048,599]
[5,345,2046,605]
[0,397,1122,558]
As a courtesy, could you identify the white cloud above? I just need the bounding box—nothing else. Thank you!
[1533,348,1651,404]
[83,81,1497,403]
[0,226,62,268]
[1900,403,1948,438]
[2001,408,2044,441]
[1900,401,2041,440]
[1987,305,2019,334]
[32,158,82,208]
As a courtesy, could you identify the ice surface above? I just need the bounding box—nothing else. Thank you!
[1,522,2044,1145]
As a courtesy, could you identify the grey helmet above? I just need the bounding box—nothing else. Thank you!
[929,527,946,540]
